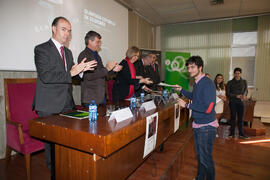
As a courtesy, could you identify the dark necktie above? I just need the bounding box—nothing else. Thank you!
[152,64,155,71]
[60,46,66,68]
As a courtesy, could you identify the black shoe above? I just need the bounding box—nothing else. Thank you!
[239,134,250,139]
[228,134,234,138]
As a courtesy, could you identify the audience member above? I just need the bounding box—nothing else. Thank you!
[112,46,152,102]
[214,74,226,120]
[226,67,249,139]
[205,73,211,79]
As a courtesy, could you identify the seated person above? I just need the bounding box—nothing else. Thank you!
[214,74,226,120]
[112,46,152,102]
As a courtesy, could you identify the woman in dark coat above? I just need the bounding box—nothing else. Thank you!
[112,46,152,102]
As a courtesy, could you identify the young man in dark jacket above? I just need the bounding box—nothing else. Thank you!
[226,67,249,139]
[175,56,218,180]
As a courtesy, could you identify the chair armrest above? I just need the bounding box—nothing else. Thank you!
[7,120,22,127]
[6,120,24,144]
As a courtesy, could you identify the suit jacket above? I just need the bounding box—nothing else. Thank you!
[133,59,150,96]
[78,47,108,105]
[33,39,75,113]
[112,59,140,102]
[134,59,149,78]
[147,63,161,90]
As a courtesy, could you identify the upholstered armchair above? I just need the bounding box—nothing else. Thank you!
[4,78,44,180]
[222,99,257,128]
[106,79,115,102]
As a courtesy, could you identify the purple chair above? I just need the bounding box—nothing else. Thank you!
[106,79,115,102]
[4,78,44,180]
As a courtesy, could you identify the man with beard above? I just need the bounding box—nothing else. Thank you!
[175,56,218,180]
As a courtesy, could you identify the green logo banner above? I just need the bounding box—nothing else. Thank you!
[165,51,190,90]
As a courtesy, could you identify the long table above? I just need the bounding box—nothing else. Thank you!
[29,101,189,180]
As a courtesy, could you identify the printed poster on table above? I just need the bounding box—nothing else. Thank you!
[174,103,181,133]
[143,112,158,158]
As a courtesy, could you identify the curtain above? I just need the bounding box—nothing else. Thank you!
[254,15,270,100]
[161,20,232,81]
[128,11,156,49]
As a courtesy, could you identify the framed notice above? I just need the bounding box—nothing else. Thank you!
[143,112,158,158]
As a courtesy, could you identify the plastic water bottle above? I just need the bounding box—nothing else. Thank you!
[163,89,167,100]
[130,94,136,110]
[89,120,97,134]
[89,100,97,122]
[140,91,145,104]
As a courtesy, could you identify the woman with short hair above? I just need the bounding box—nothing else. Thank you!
[112,46,152,102]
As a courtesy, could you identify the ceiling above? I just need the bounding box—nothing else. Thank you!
[116,0,270,25]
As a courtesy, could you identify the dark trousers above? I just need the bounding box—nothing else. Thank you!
[229,101,245,136]
[37,107,72,180]
[36,111,55,180]
[194,125,217,180]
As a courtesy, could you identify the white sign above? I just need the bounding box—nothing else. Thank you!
[140,100,156,112]
[108,118,132,131]
[143,112,158,158]
[174,103,181,133]
[108,107,133,123]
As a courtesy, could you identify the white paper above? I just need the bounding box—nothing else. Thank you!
[140,100,156,112]
[108,107,133,123]
[158,82,175,87]
[216,96,222,104]
[143,112,158,158]
[216,90,225,103]
[174,103,181,133]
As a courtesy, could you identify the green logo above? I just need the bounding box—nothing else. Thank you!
[165,51,190,90]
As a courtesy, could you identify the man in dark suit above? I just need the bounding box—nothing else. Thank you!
[78,31,122,106]
[134,53,151,78]
[147,53,161,90]
[32,17,96,179]
[134,53,152,95]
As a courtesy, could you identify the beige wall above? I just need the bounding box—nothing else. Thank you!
[128,11,156,49]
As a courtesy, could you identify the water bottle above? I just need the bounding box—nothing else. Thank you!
[163,89,167,100]
[140,91,145,104]
[130,94,136,110]
[89,100,97,122]
[89,120,97,134]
